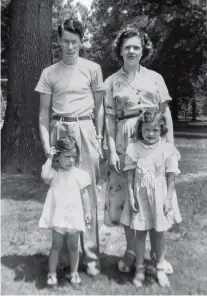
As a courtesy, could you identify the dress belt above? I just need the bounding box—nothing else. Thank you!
[53,115,92,122]
[117,110,143,121]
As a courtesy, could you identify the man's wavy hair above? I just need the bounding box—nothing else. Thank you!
[58,18,84,40]
[113,27,153,64]
[135,109,168,140]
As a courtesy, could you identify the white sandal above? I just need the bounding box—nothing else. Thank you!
[86,262,100,277]
[156,263,170,288]
[151,253,173,275]
[132,265,145,288]
[47,273,57,287]
[69,272,81,288]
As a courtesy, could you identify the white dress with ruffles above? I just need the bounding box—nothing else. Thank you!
[120,140,182,232]
[39,166,91,233]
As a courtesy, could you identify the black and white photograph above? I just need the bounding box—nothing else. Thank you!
[1,0,207,294]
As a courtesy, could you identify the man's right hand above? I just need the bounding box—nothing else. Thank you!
[109,152,120,173]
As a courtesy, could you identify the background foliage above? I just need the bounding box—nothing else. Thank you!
[88,0,207,119]
[1,0,207,120]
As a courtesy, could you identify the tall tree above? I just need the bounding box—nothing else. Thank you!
[1,0,52,173]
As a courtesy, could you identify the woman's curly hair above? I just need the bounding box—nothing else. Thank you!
[135,109,168,140]
[113,26,153,64]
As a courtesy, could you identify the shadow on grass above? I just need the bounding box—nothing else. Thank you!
[100,254,157,287]
[1,174,48,203]
[1,252,156,290]
[1,253,48,289]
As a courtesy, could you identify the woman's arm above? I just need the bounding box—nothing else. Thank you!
[126,169,137,212]
[160,102,174,143]
[105,113,120,173]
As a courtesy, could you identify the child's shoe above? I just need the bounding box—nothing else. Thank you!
[69,272,81,289]
[47,272,57,288]
[156,263,170,288]
[150,252,173,275]
[132,265,145,288]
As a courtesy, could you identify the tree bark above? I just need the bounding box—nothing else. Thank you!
[1,0,52,174]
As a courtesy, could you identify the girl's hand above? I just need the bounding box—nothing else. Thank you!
[164,198,172,215]
[109,152,120,173]
[48,147,57,159]
[130,196,139,213]
[85,212,91,229]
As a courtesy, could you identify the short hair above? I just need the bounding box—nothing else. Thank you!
[113,27,153,63]
[135,110,168,140]
[58,18,84,40]
[55,136,80,165]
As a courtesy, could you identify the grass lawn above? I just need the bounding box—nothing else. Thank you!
[1,138,207,295]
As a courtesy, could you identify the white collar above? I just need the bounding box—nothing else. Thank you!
[140,138,161,149]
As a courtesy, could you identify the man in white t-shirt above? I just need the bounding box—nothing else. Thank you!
[35,18,104,276]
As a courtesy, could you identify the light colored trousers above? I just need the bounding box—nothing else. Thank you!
[50,119,100,268]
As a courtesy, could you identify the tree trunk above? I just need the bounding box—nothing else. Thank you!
[1,0,52,174]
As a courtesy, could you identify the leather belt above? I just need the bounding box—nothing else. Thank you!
[53,115,92,122]
[117,110,143,121]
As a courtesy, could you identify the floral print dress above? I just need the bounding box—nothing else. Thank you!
[104,66,173,226]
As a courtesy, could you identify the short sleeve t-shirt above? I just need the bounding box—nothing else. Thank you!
[35,58,104,117]
[104,66,172,118]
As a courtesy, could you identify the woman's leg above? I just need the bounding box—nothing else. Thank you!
[154,231,170,287]
[48,229,64,285]
[133,230,147,288]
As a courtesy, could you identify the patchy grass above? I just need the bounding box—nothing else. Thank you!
[1,138,207,295]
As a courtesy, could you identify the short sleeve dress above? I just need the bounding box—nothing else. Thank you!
[120,140,182,232]
[104,66,172,226]
[39,166,91,233]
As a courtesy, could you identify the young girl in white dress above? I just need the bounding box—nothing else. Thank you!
[39,136,91,288]
[120,110,182,288]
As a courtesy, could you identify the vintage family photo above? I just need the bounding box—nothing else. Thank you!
[1,0,207,294]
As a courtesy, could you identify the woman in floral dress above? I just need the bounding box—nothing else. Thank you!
[104,27,174,274]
